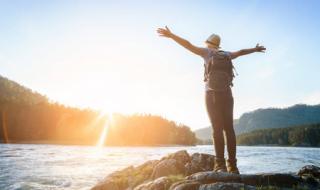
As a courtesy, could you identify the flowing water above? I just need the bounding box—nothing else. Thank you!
[0,144,319,190]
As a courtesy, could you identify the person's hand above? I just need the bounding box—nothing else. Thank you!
[157,26,173,38]
[255,43,266,52]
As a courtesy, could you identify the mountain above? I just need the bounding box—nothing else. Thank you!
[235,104,320,134]
[194,104,320,141]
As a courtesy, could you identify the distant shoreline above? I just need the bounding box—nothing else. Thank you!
[197,142,320,148]
[0,141,196,147]
[1,141,319,148]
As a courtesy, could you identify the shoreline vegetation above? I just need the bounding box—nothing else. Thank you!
[197,123,320,148]
[237,123,320,147]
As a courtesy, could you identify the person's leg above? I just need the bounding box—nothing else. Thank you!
[205,91,227,172]
[222,90,239,174]
[223,92,236,160]
[205,91,225,159]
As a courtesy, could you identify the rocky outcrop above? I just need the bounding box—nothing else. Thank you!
[185,153,215,175]
[298,165,320,178]
[91,150,320,190]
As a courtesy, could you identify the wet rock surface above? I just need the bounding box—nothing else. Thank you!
[298,165,320,179]
[91,150,320,190]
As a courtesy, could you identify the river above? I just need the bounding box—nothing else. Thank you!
[0,144,319,190]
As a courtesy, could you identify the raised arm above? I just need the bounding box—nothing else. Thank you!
[230,44,266,59]
[157,26,207,57]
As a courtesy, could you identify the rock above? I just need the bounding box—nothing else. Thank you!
[187,171,241,184]
[169,180,201,190]
[185,153,215,175]
[241,173,303,188]
[164,150,191,165]
[298,165,320,189]
[134,176,172,190]
[258,173,302,187]
[298,165,320,178]
[199,182,256,190]
[91,160,159,190]
[91,178,123,190]
[91,150,320,190]
[134,175,187,190]
[151,159,185,179]
[240,174,262,186]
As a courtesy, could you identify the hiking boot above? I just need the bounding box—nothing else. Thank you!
[226,158,240,174]
[213,158,227,172]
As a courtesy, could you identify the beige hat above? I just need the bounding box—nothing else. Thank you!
[205,34,221,48]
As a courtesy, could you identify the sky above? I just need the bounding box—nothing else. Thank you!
[1,0,320,130]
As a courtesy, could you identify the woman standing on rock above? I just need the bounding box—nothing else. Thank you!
[157,26,265,174]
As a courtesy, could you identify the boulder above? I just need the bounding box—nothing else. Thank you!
[91,179,121,190]
[92,160,159,190]
[151,159,185,179]
[298,165,320,178]
[163,150,191,165]
[240,174,262,186]
[240,173,303,188]
[187,171,241,184]
[134,176,172,190]
[258,173,302,187]
[169,180,201,190]
[185,153,215,175]
[199,182,256,190]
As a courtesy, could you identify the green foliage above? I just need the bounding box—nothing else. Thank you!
[237,123,320,147]
[0,75,196,146]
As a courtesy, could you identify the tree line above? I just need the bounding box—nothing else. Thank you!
[237,123,320,147]
[0,75,196,146]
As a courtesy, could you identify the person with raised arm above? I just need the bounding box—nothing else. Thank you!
[157,26,266,174]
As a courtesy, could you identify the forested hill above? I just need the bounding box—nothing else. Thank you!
[0,75,48,105]
[0,75,196,146]
[237,123,320,147]
[195,104,320,141]
[235,104,320,134]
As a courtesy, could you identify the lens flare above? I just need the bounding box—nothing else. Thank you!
[96,112,112,147]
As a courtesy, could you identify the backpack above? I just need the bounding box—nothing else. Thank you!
[204,50,235,91]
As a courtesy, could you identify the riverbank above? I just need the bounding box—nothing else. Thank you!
[92,150,320,190]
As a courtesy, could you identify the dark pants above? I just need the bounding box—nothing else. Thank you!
[205,88,236,160]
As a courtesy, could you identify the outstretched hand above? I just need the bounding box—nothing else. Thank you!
[255,43,266,52]
[157,26,173,38]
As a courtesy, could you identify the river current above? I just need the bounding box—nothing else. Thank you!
[0,144,319,190]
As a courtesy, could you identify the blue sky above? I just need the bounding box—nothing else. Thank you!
[1,0,320,129]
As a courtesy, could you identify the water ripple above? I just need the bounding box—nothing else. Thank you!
[0,144,319,190]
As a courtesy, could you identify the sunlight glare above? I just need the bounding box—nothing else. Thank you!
[96,112,113,147]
